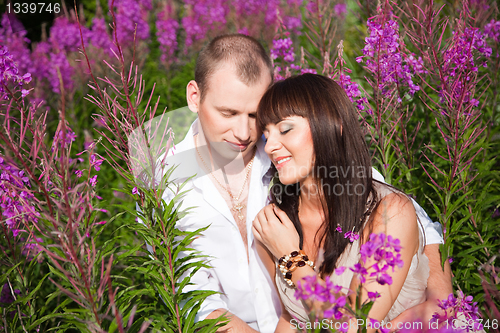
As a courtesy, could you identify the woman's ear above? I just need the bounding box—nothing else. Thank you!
[186,80,201,113]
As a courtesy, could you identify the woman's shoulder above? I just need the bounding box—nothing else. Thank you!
[370,181,417,228]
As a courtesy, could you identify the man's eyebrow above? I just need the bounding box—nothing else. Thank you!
[215,106,240,113]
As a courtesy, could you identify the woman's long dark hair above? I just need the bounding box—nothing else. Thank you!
[257,74,378,277]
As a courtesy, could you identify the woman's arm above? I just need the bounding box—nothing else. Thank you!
[349,193,419,332]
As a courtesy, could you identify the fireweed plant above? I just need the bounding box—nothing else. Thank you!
[390,0,500,317]
[342,0,499,323]
[293,233,403,333]
[292,233,483,333]
[76,1,228,331]
[1,45,123,330]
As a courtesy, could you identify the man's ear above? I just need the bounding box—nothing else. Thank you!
[186,80,201,113]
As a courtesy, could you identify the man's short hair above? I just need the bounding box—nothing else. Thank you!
[195,34,274,101]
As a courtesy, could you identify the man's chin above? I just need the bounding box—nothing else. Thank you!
[210,141,256,163]
[209,141,244,162]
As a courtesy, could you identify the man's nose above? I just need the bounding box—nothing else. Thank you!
[233,116,251,142]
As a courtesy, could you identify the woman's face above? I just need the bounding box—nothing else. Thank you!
[263,116,315,186]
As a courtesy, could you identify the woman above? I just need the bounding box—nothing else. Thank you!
[252,74,429,332]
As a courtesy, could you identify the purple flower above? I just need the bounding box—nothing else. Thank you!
[270,38,295,63]
[334,266,346,276]
[432,292,483,331]
[89,175,98,187]
[367,291,381,300]
[284,16,302,32]
[110,0,150,45]
[335,72,369,113]
[344,230,359,242]
[323,295,346,320]
[29,42,52,84]
[0,283,20,304]
[0,14,32,79]
[306,1,317,13]
[295,275,328,302]
[370,264,393,285]
[439,27,491,107]
[386,235,402,252]
[132,186,138,194]
[296,276,347,321]
[90,154,104,171]
[485,20,500,43]
[49,16,89,53]
[88,16,113,56]
[1,158,39,234]
[47,50,74,94]
[333,3,347,17]
[75,170,83,178]
[156,7,179,64]
[300,68,317,74]
[359,17,421,96]
[336,224,342,232]
[22,237,43,257]
[0,44,33,100]
[182,0,227,48]
[350,263,368,283]
[53,126,77,148]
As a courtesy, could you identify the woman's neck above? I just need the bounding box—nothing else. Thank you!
[299,179,323,211]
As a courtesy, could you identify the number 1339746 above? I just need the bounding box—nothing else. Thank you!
[6,2,61,14]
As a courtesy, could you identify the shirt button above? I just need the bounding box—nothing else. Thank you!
[254,287,259,293]
[238,258,244,264]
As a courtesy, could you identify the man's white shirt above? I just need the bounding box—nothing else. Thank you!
[160,119,443,332]
[162,119,281,332]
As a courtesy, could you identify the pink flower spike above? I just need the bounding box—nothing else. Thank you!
[132,187,138,194]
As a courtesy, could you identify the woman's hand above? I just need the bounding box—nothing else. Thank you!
[252,204,300,259]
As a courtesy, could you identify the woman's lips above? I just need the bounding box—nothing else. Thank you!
[274,156,291,169]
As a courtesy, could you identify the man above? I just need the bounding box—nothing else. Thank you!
[163,34,452,332]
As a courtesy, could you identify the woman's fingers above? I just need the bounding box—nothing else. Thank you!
[252,225,262,243]
[273,205,294,228]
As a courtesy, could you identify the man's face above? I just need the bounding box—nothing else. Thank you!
[188,64,272,162]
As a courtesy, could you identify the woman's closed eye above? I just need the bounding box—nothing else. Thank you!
[280,126,293,135]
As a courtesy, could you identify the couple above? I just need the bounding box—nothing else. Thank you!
[163,34,451,332]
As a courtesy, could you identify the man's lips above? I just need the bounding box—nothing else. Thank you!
[225,140,249,150]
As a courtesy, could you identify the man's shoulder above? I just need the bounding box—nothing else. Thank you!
[163,122,199,178]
